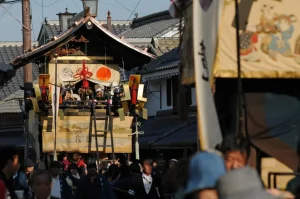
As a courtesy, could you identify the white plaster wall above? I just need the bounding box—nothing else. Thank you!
[144,78,197,117]
[144,80,162,117]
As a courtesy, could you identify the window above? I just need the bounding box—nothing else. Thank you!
[166,78,172,106]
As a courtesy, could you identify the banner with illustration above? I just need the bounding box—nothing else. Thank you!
[41,115,133,153]
[214,0,300,78]
[49,62,120,87]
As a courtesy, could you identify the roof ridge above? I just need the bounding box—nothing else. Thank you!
[45,19,132,25]
[131,10,171,28]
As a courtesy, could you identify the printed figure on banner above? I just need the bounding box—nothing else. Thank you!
[238,3,297,62]
[265,14,296,60]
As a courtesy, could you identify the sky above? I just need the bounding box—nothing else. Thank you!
[0,0,170,41]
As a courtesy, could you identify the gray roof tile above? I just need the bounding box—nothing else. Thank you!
[120,11,179,38]
[139,116,196,148]
[121,19,179,38]
[141,47,179,74]
[41,20,130,40]
[45,24,61,39]
[0,43,39,113]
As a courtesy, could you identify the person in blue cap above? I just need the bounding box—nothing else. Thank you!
[14,159,35,198]
[183,151,226,199]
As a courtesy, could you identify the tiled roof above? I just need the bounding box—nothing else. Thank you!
[150,38,179,56]
[120,10,179,38]
[152,120,197,148]
[44,23,61,39]
[0,41,38,63]
[100,20,131,35]
[141,47,179,74]
[13,17,155,68]
[121,19,179,38]
[40,20,131,41]
[139,116,197,148]
[0,42,39,113]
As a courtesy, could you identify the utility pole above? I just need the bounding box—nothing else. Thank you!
[22,0,32,159]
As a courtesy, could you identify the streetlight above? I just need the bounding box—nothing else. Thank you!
[82,0,98,17]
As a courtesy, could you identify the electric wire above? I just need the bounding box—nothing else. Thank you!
[32,0,61,7]
[0,5,7,17]
[0,3,28,31]
[1,0,22,4]
[0,4,12,21]
[113,0,145,15]
[127,0,141,20]
[114,0,132,12]
[70,0,80,11]
[41,0,44,21]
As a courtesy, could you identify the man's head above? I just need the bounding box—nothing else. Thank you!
[142,158,153,175]
[168,159,177,169]
[49,161,61,178]
[0,146,19,177]
[73,152,81,162]
[218,136,250,171]
[129,162,141,175]
[61,151,68,161]
[23,159,35,175]
[30,170,52,199]
[69,163,78,175]
[87,163,97,177]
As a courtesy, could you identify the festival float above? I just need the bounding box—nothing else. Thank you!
[10,9,154,160]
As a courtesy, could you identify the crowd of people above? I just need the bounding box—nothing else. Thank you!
[0,136,299,199]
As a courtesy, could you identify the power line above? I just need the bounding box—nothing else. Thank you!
[32,0,61,7]
[70,0,81,11]
[0,4,12,21]
[41,0,44,20]
[127,0,141,20]
[114,0,132,12]
[2,0,22,4]
[0,3,27,31]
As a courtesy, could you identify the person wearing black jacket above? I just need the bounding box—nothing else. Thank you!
[66,163,80,194]
[0,146,19,199]
[74,163,116,199]
[130,158,163,199]
[49,161,73,199]
[111,162,141,199]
